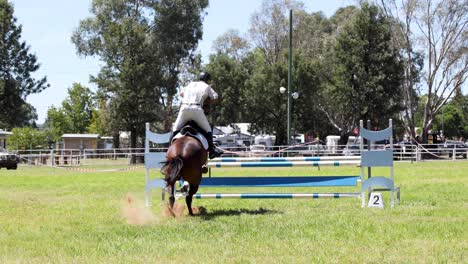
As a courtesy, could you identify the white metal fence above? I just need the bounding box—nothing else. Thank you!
[12,143,468,167]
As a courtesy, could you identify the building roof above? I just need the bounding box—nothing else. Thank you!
[0,130,13,136]
[62,134,100,139]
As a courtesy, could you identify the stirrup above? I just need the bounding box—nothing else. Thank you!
[209,149,223,159]
[209,152,216,160]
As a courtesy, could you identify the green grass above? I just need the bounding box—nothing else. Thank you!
[0,161,467,263]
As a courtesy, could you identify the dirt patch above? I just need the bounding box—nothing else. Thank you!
[121,193,158,225]
[162,202,207,218]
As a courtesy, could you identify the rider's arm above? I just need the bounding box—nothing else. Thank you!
[207,86,218,102]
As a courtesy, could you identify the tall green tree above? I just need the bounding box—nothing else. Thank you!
[86,89,111,136]
[206,29,254,125]
[376,0,468,143]
[205,2,350,144]
[320,3,404,135]
[72,0,208,154]
[212,29,251,62]
[242,50,289,144]
[43,83,95,142]
[0,0,49,129]
[72,0,165,152]
[433,90,468,140]
[61,83,95,133]
[433,103,464,139]
[205,30,250,127]
[151,0,209,131]
[248,0,305,66]
[44,106,71,142]
[7,127,47,150]
[206,53,246,125]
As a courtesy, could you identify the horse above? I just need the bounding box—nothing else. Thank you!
[160,124,208,216]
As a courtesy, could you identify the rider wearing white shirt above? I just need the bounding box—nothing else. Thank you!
[171,72,223,159]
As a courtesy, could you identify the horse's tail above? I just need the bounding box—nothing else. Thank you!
[160,155,184,186]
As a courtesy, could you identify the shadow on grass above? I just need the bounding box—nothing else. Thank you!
[200,207,281,220]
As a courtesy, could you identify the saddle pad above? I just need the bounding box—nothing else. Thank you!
[173,132,208,150]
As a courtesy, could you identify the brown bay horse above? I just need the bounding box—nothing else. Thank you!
[160,131,207,216]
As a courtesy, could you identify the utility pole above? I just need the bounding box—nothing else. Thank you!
[287,9,293,145]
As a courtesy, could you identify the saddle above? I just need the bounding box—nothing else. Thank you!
[172,121,209,150]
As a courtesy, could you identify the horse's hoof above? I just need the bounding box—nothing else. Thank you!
[188,207,206,216]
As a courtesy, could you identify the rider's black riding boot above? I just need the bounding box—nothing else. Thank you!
[206,132,223,159]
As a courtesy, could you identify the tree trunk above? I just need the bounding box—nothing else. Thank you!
[164,96,174,132]
[130,127,137,164]
[112,132,120,149]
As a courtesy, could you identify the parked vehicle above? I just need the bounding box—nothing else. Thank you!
[344,137,390,156]
[0,148,19,170]
[385,141,416,160]
[342,144,360,156]
[250,144,266,152]
[442,140,468,158]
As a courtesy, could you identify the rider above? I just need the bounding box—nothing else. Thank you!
[171,72,223,159]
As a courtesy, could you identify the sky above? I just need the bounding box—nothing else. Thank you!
[11,0,352,124]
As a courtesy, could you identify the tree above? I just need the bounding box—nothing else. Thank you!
[241,0,314,144]
[242,50,289,143]
[206,30,251,126]
[290,53,335,141]
[205,2,361,144]
[248,0,305,66]
[43,83,96,142]
[212,29,251,61]
[72,0,166,153]
[61,83,95,133]
[86,89,111,136]
[376,0,468,143]
[150,0,209,131]
[433,90,468,140]
[319,3,404,136]
[7,127,47,150]
[44,106,71,142]
[433,103,464,139]
[206,53,248,125]
[0,0,49,129]
[72,0,208,156]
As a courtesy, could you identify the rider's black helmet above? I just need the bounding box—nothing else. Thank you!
[199,72,211,83]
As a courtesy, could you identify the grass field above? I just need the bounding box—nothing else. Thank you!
[0,161,467,263]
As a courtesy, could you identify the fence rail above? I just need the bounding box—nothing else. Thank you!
[11,143,468,167]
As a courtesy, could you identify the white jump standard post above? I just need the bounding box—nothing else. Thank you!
[359,119,400,207]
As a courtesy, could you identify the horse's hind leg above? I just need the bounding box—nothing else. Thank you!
[186,184,199,216]
[167,183,176,210]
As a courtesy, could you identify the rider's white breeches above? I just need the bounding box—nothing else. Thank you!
[172,105,211,133]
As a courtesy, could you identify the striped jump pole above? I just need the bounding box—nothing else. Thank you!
[211,156,361,162]
[185,193,361,199]
[206,160,360,168]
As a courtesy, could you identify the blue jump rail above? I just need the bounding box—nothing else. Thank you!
[191,193,361,199]
[206,160,360,168]
[199,176,360,187]
[211,156,360,162]
[173,176,362,200]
